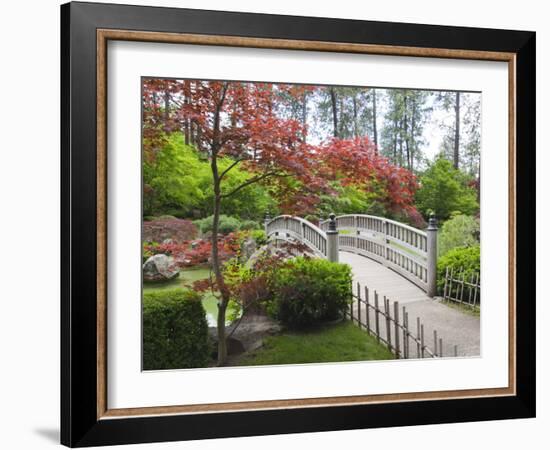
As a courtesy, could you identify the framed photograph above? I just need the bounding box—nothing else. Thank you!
[61,1,535,447]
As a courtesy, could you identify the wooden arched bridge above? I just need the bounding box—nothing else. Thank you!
[265,213,438,302]
[264,214,481,357]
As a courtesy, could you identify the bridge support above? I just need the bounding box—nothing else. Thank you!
[326,213,339,263]
[426,214,438,297]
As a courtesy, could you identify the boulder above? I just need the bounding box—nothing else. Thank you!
[209,314,282,356]
[228,314,282,352]
[208,329,246,356]
[246,239,317,269]
[240,237,257,262]
[143,254,179,282]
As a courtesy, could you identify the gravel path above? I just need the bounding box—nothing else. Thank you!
[340,251,480,357]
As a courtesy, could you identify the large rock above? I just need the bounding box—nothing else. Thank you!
[143,254,179,282]
[240,237,257,263]
[246,239,317,269]
[209,314,282,356]
[228,314,282,352]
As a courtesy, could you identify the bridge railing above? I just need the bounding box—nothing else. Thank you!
[265,215,328,258]
[266,213,437,296]
[320,214,437,296]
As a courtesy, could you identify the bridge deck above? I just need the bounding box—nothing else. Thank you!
[340,251,480,357]
[340,251,429,304]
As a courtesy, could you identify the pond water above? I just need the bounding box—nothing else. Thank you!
[143,267,222,326]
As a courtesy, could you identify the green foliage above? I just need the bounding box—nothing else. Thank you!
[143,241,159,262]
[238,322,393,366]
[195,214,242,235]
[200,158,275,220]
[416,157,478,221]
[249,229,267,246]
[143,134,273,220]
[143,135,208,217]
[317,183,386,217]
[438,213,480,257]
[268,257,352,329]
[437,245,480,293]
[239,219,260,231]
[142,289,210,370]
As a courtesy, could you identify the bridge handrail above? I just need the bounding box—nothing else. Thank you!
[266,215,328,257]
[323,213,425,233]
[320,214,426,236]
[266,213,437,297]
[320,214,427,254]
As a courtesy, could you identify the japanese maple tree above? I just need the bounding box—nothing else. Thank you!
[318,136,421,223]
[143,79,324,365]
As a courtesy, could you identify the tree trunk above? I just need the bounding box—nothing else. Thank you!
[410,97,416,172]
[353,94,359,137]
[210,184,229,366]
[183,91,190,145]
[477,160,481,203]
[403,93,411,170]
[454,92,461,169]
[372,89,378,151]
[392,116,398,164]
[163,89,170,130]
[301,91,308,141]
[330,87,339,138]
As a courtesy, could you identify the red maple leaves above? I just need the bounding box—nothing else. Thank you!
[142,79,420,221]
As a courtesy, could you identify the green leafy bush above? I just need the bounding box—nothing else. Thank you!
[239,219,260,230]
[195,214,241,235]
[143,289,210,370]
[268,257,352,329]
[416,158,479,221]
[437,245,480,294]
[438,213,479,257]
[250,229,267,246]
[143,134,273,220]
[142,241,159,263]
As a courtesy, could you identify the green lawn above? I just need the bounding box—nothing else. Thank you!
[143,267,220,325]
[237,321,394,366]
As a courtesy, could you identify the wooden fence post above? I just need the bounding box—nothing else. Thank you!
[394,301,400,358]
[403,308,408,359]
[374,291,380,343]
[349,280,354,322]
[426,214,438,297]
[384,296,392,352]
[357,282,361,327]
[365,286,370,334]
[326,213,339,262]
[416,317,421,358]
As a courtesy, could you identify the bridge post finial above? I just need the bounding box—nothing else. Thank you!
[326,213,339,263]
[426,213,438,297]
[328,213,337,231]
[264,211,271,236]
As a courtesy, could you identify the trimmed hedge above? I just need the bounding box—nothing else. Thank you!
[143,288,210,370]
[267,257,352,329]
